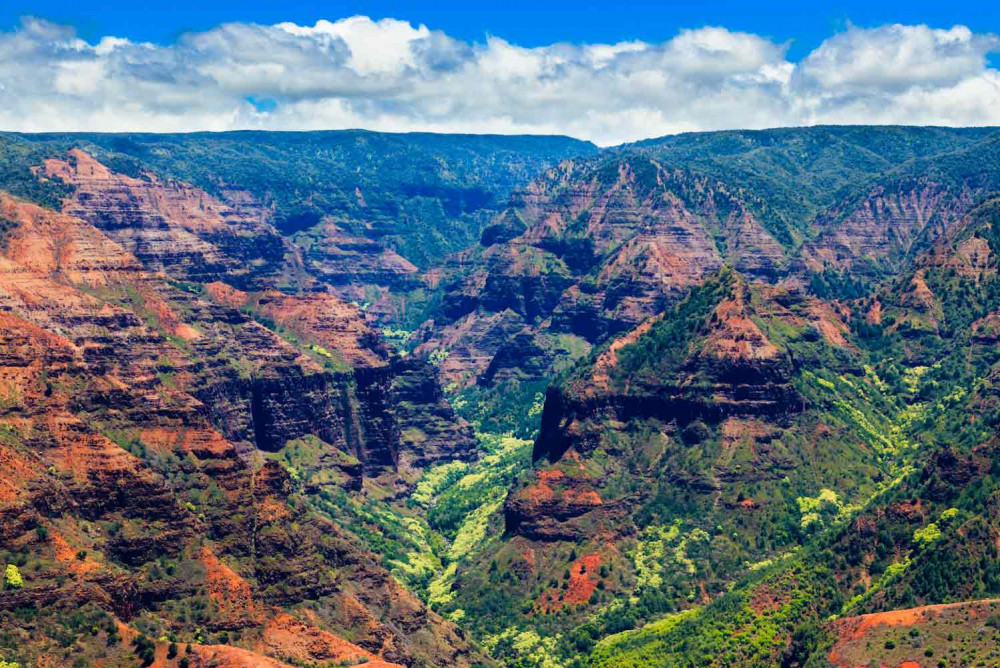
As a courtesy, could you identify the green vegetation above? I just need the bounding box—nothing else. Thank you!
[273,420,534,606]
[0,215,19,252]
[132,634,156,667]
[6,126,1000,667]
[483,628,564,668]
[426,432,533,541]
[609,272,731,388]
[452,378,552,439]
[632,125,1000,249]
[3,565,23,590]
[0,134,73,207]
[445,193,1000,664]
[10,130,594,268]
[557,202,1000,667]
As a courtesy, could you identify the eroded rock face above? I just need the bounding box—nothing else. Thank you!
[298,221,420,289]
[44,149,293,290]
[10,129,997,665]
[533,278,800,464]
[505,276,852,549]
[391,356,478,475]
[415,140,1000,408]
[480,209,528,247]
[504,468,622,542]
[0,192,143,282]
[803,181,975,276]
[418,157,791,389]
[0,150,483,667]
[415,308,529,389]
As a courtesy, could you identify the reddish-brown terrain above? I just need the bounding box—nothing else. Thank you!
[0,150,483,666]
[5,126,1000,668]
[534,553,604,613]
[829,600,1000,668]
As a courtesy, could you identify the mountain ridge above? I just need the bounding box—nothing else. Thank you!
[3,125,1000,668]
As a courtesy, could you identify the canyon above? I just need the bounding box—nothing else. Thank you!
[1,126,1000,667]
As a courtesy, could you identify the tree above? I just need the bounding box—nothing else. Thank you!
[3,564,23,590]
[913,523,942,547]
[133,635,155,667]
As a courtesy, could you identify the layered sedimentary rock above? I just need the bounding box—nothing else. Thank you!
[803,181,976,275]
[43,149,294,290]
[416,157,790,390]
[506,274,856,546]
[391,356,478,475]
[297,220,420,289]
[7,126,1000,666]
[0,149,483,666]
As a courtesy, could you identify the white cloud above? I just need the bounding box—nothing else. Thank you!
[0,16,998,145]
[798,24,998,91]
[276,17,430,75]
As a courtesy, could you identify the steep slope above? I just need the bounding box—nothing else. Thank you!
[0,151,485,667]
[802,133,1000,279]
[826,600,1000,668]
[422,128,995,362]
[42,149,295,290]
[436,271,902,642]
[569,197,1000,667]
[415,155,789,406]
[4,126,1000,668]
[415,132,1000,666]
[5,130,597,324]
[630,125,997,244]
[409,128,1000,453]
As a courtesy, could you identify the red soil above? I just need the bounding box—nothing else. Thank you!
[591,315,662,389]
[258,612,401,667]
[701,282,780,362]
[522,469,564,504]
[828,599,1000,667]
[204,281,250,309]
[200,546,259,623]
[535,553,603,613]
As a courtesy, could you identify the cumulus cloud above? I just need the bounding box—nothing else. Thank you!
[0,15,998,145]
[798,24,998,91]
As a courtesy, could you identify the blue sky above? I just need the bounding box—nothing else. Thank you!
[1,3,998,143]
[6,0,998,60]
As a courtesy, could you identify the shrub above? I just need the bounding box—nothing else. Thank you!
[914,523,942,546]
[3,564,23,589]
[133,635,155,667]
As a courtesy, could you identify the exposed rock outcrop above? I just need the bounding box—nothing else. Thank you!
[0,150,485,667]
